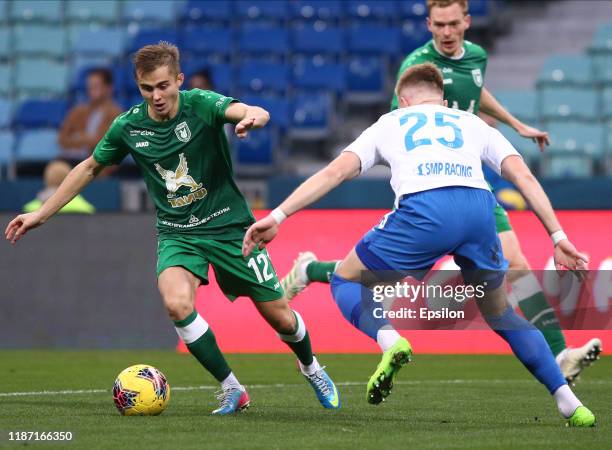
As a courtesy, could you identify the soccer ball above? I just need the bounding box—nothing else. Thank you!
[112,364,170,416]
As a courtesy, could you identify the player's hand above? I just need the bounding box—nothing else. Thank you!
[516,124,550,151]
[242,215,279,257]
[553,239,589,281]
[4,212,44,244]
[234,117,256,139]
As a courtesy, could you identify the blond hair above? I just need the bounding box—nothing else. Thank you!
[427,0,469,15]
[395,63,444,98]
[132,41,181,78]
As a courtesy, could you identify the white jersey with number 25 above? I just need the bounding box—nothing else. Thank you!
[343,104,520,203]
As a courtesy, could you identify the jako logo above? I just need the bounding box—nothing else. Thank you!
[136,141,149,148]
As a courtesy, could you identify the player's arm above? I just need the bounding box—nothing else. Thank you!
[224,102,270,138]
[499,155,588,277]
[479,87,549,151]
[5,156,105,244]
[242,152,362,256]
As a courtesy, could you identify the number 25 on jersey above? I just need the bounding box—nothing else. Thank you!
[399,112,464,151]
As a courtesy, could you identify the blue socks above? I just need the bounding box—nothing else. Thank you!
[485,307,566,394]
[330,273,391,341]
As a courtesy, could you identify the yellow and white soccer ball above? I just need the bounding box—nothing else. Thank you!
[112,364,170,416]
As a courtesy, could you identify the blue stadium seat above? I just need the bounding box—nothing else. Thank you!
[0,130,15,167]
[400,1,427,19]
[497,123,541,164]
[292,23,345,55]
[236,1,288,20]
[539,87,599,121]
[592,54,612,85]
[181,62,234,93]
[239,61,289,93]
[126,29,179,54]
[180,28,234,57]
[546,121,605,158]
[241,94,290,130]
[348,23,401,55]
[181,0,232,22]
[16,59,68,96]
[493,90,538,123]
[401,19,430,54]
[290,92,333,139]
[0,65,12,96]
[70,26,124,58]
[0,98,13,128]
[66,0,120,23]
[16,129,60,162]
[10,0,62,22]
[239,24,289,55]
[540,154,593,178]
[0,1,7,23]
[348,1,398,21]
[123,1,177,24]
[291,1,344,21]
[346,56,387,104]
[234,127,275,165]
[590,23,612,53]
[602,88,612,119]
[293,58,345,92]
[537,54,593,87]
[0,28,10,59]
[14,25,67,57]
[14,100,68,128]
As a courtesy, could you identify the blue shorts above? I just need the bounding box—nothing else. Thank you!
[355,186,507,289]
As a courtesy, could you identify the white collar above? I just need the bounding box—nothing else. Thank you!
[432,41,465,60]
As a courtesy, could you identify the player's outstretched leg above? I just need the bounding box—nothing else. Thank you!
[281,251,339,300]
[483,303,596,427]
[174,309,250,415]
[160,267,248,415]
[256,301,340,409]
[501,230,602,384]
[330,272,412,404]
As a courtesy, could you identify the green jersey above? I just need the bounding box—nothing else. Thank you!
[93,89,254,239]
[391,40,487,114]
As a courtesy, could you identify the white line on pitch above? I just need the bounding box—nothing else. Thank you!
[2,379,610,398]
[0,379,540,398]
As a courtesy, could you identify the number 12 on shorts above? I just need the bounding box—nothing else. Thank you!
[247,253,274,283]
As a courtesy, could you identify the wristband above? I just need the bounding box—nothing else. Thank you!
[270,208,287,225]
[551,230,567,246]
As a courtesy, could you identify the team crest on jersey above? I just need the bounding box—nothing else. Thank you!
[174,121,191,143]
[471,68,483,87]
[154,153,207,208]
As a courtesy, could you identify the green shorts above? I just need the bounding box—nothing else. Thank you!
[494,202,513,233]
[157,235,284,302]
[488,182,513,234]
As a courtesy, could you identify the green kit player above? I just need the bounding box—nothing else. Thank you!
[281,0,600,383]
[5,42,340,415]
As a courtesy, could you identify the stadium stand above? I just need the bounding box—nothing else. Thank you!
[0,0,611,185]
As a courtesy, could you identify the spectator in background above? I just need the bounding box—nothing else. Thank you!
[58,68,122,163]
[23,160,95,214]
[188,69,213,90]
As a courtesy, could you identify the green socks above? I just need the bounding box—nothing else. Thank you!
[277,311,314,365]
[510,273,567,356]
[306,260,339,283]
[174,310,232,382]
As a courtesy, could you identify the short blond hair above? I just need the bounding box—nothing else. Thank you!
[427,0,469,15]
[395,63,444,99]
[132,41,181,78]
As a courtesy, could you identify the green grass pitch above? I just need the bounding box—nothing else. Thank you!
[1,351,609,449]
